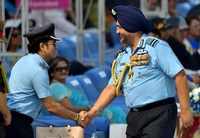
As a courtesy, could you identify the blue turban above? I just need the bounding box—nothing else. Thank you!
[112,5,153,33]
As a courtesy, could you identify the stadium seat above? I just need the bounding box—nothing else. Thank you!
[65,76,91,106]
[84,67,111,93]
[56,38,77,60]
[76,75,100,103]
[75,74,125,107]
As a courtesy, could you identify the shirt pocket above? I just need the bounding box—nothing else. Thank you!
[124,65,152,87]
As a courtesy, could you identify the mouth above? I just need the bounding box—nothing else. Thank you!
[120,37,124,42]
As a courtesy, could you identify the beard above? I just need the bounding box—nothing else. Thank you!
[120,37,131,48]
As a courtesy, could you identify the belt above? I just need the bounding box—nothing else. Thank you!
[130,97,175,112]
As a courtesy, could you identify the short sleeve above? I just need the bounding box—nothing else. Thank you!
[50,82,68,101]
[108,77,113,85]
[32,70,51,98]
[108,56,121,86]
[155,41,184,77]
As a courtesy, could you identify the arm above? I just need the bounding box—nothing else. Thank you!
[155,41,193,128]
[42,97,76,120]
[88,85,116,117]
[42,97,82,123]
[60,98,89,113]
[0,93,11,126]
[175,70,193,128]
[79,84,116,126]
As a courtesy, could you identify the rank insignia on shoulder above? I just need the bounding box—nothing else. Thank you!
[115,48,127,58]
[145,38,159,48]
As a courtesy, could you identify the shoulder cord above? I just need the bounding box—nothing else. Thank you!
[111,60,133,96]
[111,39,149,96]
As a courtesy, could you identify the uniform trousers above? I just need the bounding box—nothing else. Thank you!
[126,98,177,138]
[6,111,33,138]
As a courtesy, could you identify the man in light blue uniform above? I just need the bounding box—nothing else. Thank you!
[6,24,84,138]
[80,5,193,138]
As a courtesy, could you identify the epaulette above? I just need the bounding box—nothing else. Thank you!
[145,37,159,48]
[115,48,127,58]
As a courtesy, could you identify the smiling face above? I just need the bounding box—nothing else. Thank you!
[116,21,133,47]
[39,39,57,61]
[51,60,69,83]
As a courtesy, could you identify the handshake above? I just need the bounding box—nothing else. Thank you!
[75,109,98,127]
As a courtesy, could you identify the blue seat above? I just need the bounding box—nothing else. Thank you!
[66,76,85,92]
[84,32,99,56]
[76,75,100,104]
[84,67,111,93]
[77,75,126,107]
[56,38,77,60]
[65,76,92,105]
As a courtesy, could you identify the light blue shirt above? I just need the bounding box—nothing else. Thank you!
[109,35,184,108]
[7,54,51,119]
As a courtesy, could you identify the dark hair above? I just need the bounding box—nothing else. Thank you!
[149,17,166,37]
[48,56,70,83]
[186,15,200,25]
[27,38,49,53]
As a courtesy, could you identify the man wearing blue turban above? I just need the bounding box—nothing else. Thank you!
[80,5,193,138]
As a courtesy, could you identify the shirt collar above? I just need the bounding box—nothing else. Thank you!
[34,54,49,69]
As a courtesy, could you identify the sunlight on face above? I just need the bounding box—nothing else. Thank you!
[116,21,132,47]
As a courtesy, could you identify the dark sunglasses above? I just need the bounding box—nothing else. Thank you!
[54,66,69,72]
[46,42,57,47]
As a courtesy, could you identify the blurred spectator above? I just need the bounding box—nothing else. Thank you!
[165,16,200,90]
[168,0,177,17]
[2,19,22,77]
[4,19,22,52]
[178,16,189,42]
[184,15,200,70]
[48,56,90,110]
[186,4,200,19]
[165,16,200,70]
[184,15,200,54]
[145,0,161,11]
[149,16,168,39]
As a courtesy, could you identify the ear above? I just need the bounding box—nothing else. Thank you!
[39,42,45,50]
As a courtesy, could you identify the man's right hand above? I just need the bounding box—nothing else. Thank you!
[78,110,94,127]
